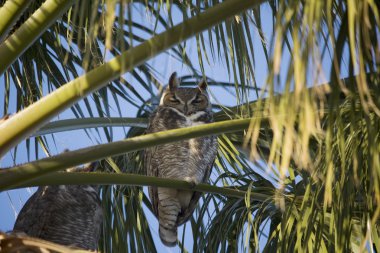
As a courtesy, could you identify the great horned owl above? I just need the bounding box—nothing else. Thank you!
[12,162,103,251]
[144,72,218,246]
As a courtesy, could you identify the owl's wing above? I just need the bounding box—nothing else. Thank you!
[177,159,214,226]
[13,187,53,235]
[144,112,160,218]
[14,185,103,250]
[145,146,160,218]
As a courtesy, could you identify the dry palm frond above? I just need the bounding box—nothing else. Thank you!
[0,232,93,253]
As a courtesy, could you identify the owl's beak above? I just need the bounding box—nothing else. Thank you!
[183,105,194,116]
[183,104,188,115]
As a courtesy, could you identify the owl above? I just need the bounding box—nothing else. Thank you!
[12,161,103,251]
[144,72,218,246]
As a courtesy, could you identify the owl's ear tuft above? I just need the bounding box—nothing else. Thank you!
[197,79,208,91]
[169,72,179,91]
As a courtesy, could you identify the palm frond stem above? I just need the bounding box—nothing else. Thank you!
[0,118,251,190]
[0,0,75,74]
[33,118,148,136]
[12,172,271,202]
[0,0,31,42]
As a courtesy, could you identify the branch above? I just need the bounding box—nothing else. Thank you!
[0,0,74,72]
[0,232,90,253]
[0,118,251,191]
[33,117,148,136]
[11,172,270,202]
[0,0,265,158]
[0,0,32,42]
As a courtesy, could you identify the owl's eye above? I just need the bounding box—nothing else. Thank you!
[169,95,180,103]
[191,96,203,104]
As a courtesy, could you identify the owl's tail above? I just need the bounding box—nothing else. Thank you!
[158,188,180,247]
[159,225,177,247]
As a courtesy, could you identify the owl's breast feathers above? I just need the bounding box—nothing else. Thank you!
[146,105,217,224]
[145,73,218,246]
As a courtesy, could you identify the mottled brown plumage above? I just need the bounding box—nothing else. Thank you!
[13,162,103,251]
[144,72,218,246]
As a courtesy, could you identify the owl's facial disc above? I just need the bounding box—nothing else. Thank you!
[160,89,209,116]
[160,72,210,115]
